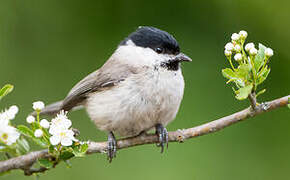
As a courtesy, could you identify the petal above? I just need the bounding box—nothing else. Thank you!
[61,138,72,146]
[6,130,20,145]
[64,130,77,141]
[51,118,57,124]
[49,126,58,135]
[50,135,60,146]
[66,130,74,137]
[0,119,9,126]
[49,125,64,135]
[63,119,72,128]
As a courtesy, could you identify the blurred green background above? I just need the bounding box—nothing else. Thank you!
[0,0,289,179]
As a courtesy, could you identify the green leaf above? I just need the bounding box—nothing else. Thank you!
[59,150,74,160]
[31,138,47,148]
[38,158,54,169]
[72,143,88,157]
[222,68,245,87]
[257,66,270,85]
[254,43,266,71]
[15,138,30,155]
[80,143,88,153]
[288,98,290,109]
[17,125,47,147]
[235,84,253,100]
[0,84,13,100]
[48,145,55,153]
[0,145,17,156]
[222,68,236,80]
[17,125,34,137]
[256,89,266,97]
[237,64,252,81]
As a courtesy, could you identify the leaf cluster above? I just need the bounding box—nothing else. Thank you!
[222,43,271,100]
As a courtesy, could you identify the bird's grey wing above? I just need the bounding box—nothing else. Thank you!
[62,58,140,111]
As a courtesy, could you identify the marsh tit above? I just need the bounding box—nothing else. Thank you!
[39,26,192,162]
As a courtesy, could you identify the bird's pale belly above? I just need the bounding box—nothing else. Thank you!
[85,69,184,137]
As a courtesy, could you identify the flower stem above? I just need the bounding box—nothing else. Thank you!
[36,111,40,125]
[258,56,269,77]
[249,56,257,90]
[227,57,236,71]
[241,48,247,64]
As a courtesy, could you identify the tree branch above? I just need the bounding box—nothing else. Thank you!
[0,95,289,175]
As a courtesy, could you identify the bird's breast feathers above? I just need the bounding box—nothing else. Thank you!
[85,67,185,137]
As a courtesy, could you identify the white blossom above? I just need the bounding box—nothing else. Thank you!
[265,48,273,57]
[239,30,248,38]
[0,117,8,126]
[225,42,234,51]
[231,33,240,41]
[245,43,255,52]
[48,111,77,146]
[33,101,45,111]
[249,48,258,55]
[49,111,72,135]
[0,105,19,121]
[34,129,43,138]
[8,105,19,116]
[0,111,14,122]
[234,53,243,61]
[40,119,50,129]
[234,45,241,52]
[26,115,35,124]
[224,50,232,56]
[49,129,77,146]
[0,120,20,145]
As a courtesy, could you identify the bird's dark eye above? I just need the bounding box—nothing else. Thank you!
[155,47,163,54]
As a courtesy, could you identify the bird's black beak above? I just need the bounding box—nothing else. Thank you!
[174,53,192,62]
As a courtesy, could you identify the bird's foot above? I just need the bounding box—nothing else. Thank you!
[155,124,168,153]
[107,132,117,163]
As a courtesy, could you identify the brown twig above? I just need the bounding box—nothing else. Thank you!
[0,95,289,176]
[248,92,257,110]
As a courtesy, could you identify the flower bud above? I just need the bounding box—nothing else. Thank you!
[40,119,50,129]
[265,48,273,57]
[224,50,232,56]
[245,43,255,52]
[34,129,43,138]
[225,42,234,51]
[239,30,248,38]
[33,101,45,111]
[234,53,243,61]
[26,115,35,124]
[249,48,258,55]
[231,33,240,41]
[9,105,19,115]
[234,45,241,52]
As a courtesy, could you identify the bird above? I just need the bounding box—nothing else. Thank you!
[39,26,192,162]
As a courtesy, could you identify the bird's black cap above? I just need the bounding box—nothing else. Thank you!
[120,26,180,55]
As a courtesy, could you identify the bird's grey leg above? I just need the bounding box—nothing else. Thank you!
[155,124,168,153]
[107,131,117,163]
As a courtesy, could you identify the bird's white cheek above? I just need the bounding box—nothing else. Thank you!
[113,45,164,66]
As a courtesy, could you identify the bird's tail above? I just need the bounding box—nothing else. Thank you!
[31,100,63,117]
[31,100,84,117]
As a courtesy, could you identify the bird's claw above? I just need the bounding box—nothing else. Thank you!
[155,124,168,153]
[107,132,117,163]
